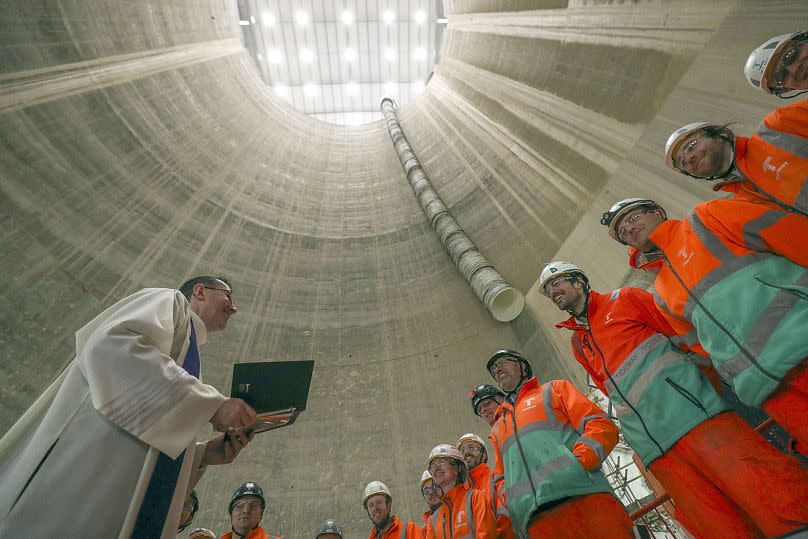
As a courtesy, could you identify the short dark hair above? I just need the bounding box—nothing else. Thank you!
[703,123,736,140]
[178,276,232,301]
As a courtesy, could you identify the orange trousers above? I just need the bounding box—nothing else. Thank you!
[649,412,808,539]
[526,492,634,538]
[762,359,808,452]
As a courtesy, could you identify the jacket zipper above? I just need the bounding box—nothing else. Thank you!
[585,328,665,455]
[663,257,780,383]
[664,377,710,418]
[506,399,540,508]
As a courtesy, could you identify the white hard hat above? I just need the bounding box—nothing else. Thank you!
[537,262,588,296]
[456,433,486,449]
[420,470,433,487]
[664,122,714,171]
[362,480,391,506]
[744,30,807,94]
[600,198,665,244]
[425,444,464,467]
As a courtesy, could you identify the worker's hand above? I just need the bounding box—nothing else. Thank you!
[210,398,257,433]
[200,430,255,466]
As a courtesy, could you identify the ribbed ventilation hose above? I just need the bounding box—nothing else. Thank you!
[380,98,524,322]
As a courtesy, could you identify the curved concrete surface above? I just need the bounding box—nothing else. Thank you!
[1,1,804,535]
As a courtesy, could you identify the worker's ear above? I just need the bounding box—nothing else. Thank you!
[193,283,205,298]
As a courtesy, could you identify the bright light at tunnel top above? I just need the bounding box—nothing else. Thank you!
[239,3,440,125]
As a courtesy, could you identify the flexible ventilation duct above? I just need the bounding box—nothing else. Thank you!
[380,98,524,322]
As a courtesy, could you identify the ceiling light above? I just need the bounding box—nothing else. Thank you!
[256,53,263,61]
[341,11,353,25]
[295,11,309,25]
[300,48,314,63]
[383,10,395,24]
[412,80,425,94]
[239,20,250,26]
[303,83,319,97]
[415,10,427,24]
[437,17,448,24]
[261,12,275,26]
[250,16,256,24]
[345,82,359,96]
[344,48,357,62]
[414,47,426,61]
[384,81,397,95]
[274,84,290,97]
[384,48,396,61]
[267,49,282,64]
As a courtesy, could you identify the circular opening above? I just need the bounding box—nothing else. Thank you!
[489,287,525,322]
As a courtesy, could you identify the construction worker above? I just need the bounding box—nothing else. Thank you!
[468,384,506,427]
[456,433,517,539]
[663,101,808,217]
[539,260,808,537]
[419,471,441,537]
[189,529,218,539]
[486,350,634,538]
[425,444,498,539]
[745,30,808,98]
[221,482,281,539]
[362,480,422,539]
[315,518,344,539]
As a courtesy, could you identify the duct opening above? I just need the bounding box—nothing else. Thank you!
[489,286,525,322]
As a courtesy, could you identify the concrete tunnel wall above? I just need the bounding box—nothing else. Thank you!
[0,0,804,535]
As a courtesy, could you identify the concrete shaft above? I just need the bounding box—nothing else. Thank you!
[381,98,524,322]
[0,0,803,536]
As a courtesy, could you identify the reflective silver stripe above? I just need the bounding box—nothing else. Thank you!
[685,352,712,368]
[717,271,808,379]
[500,419,567,455]
[489,474,499,512]
[400,524,407,539]
[682,252,767,321]
[796,182,808,211]
[757,123,808,160]
[542,383,558,426]
[687,211,734,262]
[577,435,606,463]
[466,490,475,538]
[682,328,700,346]
[743,209,787,251]
[624,348,684,404]
[610,288,621,301]
[577,413,607,434]
[653,288,688,322]
[609,333,668,386]
[506,454,571,500]
[668,334,684,347]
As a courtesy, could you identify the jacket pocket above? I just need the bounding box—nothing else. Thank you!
[755,273,808,300]
[665,377,710,417]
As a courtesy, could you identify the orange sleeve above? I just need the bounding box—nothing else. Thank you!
[553,380,618,471]
[763,101,808,139]
[700,199,808,269]
[406,521,424,539]
[625,287,678,338]
[472,489,500,539]
[491,423,505,479]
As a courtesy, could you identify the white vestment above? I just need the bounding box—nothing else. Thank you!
[0,288,227,538]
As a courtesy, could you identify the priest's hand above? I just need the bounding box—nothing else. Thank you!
[200,430,255,466]
[210,398,257,433]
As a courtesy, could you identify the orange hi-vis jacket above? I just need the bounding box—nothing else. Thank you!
[469,463,516,539]
[368,515,423,539]
[421,509,434,537]
[717,100,808,216]
[491,378,618,532]
[645,201,808,407]
[220,526,279,539]
[426,482,498,539]
[555,288,728,465]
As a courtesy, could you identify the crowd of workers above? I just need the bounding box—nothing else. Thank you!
[169,30,808,539]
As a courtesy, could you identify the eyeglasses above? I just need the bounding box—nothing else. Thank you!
[617,209,650,242]
[203,286,233,303]
[421,484,437,496]
[676,137,703,170]
[459,445,482,454]
[490,357,517,371]
[232,501,261,513]
[543,277,570,294]
[772,39,807,89]
[428,457,452,475]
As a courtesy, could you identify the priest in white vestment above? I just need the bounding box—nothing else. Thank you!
[0,276,257,538]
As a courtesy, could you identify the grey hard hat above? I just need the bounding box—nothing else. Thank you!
[316,518,344,538]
